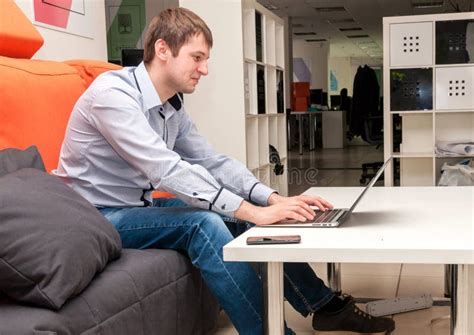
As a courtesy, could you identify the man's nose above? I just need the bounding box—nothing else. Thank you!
[198,60,208,76]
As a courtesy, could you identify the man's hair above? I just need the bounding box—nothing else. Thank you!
[143,7,213,63]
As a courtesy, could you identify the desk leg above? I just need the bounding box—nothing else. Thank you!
[452,264,474,335]
[327,263,342,295]
[264,262,284,335]
[298,115,303,155]
[309,114,314,151]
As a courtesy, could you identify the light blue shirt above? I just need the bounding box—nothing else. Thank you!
[53,62,275,217]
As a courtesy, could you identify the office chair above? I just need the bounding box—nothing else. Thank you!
[359,98,384,185]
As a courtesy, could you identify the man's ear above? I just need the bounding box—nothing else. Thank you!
[154,39,169,61]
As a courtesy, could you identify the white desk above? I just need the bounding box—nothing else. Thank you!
[224,187,474,335]
[322,110,346,149]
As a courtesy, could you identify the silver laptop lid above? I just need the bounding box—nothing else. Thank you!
[345,157,392,215]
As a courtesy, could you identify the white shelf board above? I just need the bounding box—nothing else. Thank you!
[435,154,474,159]
[435,110,474,114]
[392,153,434,158]
[390,110,433,114]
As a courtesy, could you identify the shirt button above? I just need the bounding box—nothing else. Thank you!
[193,192,198,196]
[221,204,226,210]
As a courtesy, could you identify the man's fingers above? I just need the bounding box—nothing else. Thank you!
[301,195,333,210]
[298,201,315,218]
[293,204,314,220]
[286,210,307,222]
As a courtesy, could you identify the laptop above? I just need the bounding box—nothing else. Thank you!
[272,157,392,228]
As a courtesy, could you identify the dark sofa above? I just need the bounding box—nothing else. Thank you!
[0,249,219,334]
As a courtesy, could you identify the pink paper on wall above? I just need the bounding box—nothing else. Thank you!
[34,0,73,28]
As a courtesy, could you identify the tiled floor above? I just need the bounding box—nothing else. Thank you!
[216,142,451,334]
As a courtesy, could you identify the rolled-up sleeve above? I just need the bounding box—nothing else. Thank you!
[88,87,244,216]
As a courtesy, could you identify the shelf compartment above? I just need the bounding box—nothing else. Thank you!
[398,114,433,155]
[389,22,433,67]
[435,66,474,111]
[264,16,276,66]
[266,67,277,114]
[246,117,259,170]
[270,158,288,196]
[277,114,288,158]
[435,113,474,143]
[258,165,271,187]
[399,157,434,186]
[243,8,256,61]
[258,117,269,166]
[275,23,284,68]
[244,61,258,115]
[269,116,278,148]
[255,10,264,63]
[435,156,473,185]
[257,64,266,114]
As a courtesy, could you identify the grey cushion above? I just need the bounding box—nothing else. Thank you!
[0,249,220,335]
[0,146,45,177]
[0,168,122,310]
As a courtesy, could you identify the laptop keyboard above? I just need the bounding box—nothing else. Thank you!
[310,209,345,223]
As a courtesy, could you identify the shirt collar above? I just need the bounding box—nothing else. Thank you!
[134,62,182,112]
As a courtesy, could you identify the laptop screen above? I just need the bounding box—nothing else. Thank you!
[346,157,392,215]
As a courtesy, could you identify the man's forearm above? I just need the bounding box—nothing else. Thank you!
[234,200,258,224]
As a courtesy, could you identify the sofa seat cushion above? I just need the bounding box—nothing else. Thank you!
[0,168,122,310]
[0,56,86,171]
[0,249,219,335]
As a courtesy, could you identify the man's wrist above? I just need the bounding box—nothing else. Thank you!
[234,200,258,223]
[267,192,283,205]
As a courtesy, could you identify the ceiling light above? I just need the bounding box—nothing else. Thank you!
[339,27,363,32]
[328,18,355,23]
[306,38,328,42]
[347,34,370,39]
[314,6,346,12]
[292,23,305,28]
[412,0,444,8]
[294,32,317,36]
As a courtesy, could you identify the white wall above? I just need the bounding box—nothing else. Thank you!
[145,0,178,26]
[328,56,382,96]
[14,0,107,61]
[292,40,329,90]
[328,57,354,96]
[178,0,247,162]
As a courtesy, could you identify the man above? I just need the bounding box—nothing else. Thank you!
[54,7,395,335]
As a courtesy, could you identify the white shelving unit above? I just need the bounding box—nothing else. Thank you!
[383,12,474,186]
[180,0,288,195]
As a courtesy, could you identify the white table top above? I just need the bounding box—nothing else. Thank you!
[224,186,474,265]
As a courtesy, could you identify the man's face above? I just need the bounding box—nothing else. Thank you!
[166,33,210,94]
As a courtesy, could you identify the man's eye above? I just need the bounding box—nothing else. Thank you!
[193,56,201,62]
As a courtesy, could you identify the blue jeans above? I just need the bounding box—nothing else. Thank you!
[99,198,334,335]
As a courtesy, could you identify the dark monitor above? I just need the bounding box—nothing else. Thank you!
[121,48,144,66]
[310,89,323,105]
[330,95,341,109]
[322,92,328,106]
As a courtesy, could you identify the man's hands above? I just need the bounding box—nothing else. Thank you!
[234,193,333,226]
[268,193,332,209]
